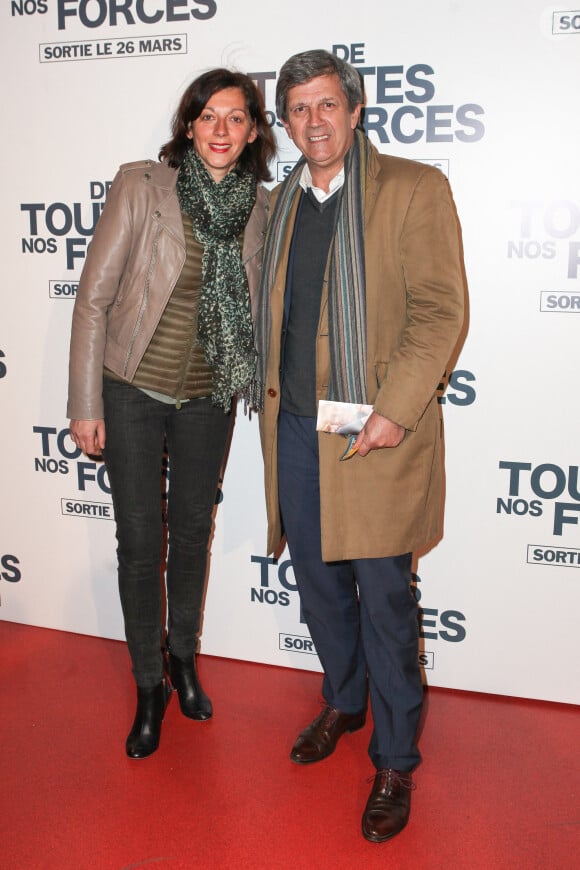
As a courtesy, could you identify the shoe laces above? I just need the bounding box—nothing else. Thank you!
[314,701,339,726]
[367,768,416,791]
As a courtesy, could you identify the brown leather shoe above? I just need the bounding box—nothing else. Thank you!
[290,703,366,764]
[362,768,415,842]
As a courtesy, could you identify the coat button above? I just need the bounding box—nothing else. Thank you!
[267,388,277,398]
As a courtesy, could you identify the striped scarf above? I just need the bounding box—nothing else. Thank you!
[248,129,368,411]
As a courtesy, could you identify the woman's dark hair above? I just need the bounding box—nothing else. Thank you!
[159,68,275,181]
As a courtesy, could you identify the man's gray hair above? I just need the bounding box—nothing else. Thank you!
[276,49,364,121]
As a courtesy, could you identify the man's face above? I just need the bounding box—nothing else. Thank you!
[282,74,361,187]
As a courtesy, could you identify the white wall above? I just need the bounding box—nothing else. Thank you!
[1,0,579,704]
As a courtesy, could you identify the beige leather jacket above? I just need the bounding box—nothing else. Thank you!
[67,159,269,420]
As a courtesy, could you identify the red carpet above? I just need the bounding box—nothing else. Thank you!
[0,620,578,869]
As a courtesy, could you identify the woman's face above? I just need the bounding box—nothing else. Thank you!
[187,87,258,182]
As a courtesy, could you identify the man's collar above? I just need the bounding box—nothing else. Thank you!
[299,164,345,203]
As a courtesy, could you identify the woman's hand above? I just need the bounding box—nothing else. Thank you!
[69,419,106,456]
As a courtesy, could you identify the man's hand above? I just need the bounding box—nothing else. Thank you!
[354,411,405,457]
[69,419,106,456]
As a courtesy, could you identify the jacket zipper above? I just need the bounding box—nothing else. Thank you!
[123,223,161,376]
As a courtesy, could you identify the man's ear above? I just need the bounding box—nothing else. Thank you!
[281,119,293,141]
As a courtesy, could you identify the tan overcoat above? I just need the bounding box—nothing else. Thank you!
[259,145,465,561]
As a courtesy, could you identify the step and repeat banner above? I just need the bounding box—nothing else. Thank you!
[1,1,579,704]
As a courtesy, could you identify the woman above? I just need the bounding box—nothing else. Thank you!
[67,69,275,758]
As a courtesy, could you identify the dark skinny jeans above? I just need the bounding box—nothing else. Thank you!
[103,378,231,688]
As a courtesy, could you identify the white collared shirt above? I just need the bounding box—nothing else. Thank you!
[299,164,345,203]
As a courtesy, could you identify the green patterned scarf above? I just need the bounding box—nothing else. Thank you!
[176,147,257,410]
[247,129,368,412]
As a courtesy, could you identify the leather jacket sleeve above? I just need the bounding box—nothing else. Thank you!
[67,168,133,420]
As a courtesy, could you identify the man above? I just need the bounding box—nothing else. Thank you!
[251,50,465,843]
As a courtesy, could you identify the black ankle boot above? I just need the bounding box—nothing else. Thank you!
[126,679,171,759]
[166,650,212,721]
